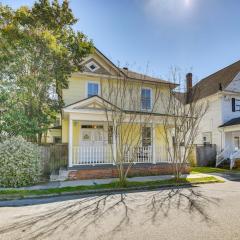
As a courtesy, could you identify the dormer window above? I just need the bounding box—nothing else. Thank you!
[86,61,100,72]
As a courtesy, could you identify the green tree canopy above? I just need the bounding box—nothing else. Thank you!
[0,1,93,142]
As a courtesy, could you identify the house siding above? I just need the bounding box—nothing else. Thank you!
[195,94,223,150]
[221,93,240,123]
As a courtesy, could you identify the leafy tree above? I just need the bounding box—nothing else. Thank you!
[0,1,93,142]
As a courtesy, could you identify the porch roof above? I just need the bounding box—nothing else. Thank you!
[219,117,240,128]
[62,95,177,118]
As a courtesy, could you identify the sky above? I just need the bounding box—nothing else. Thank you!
[2,0,240,84]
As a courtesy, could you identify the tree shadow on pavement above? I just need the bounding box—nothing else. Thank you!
[144,187,220,224]
[0,186,220,240]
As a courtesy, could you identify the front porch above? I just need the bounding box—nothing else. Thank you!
[68,121,170,167]
[60,96,185,180]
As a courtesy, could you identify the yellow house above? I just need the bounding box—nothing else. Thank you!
[53,48,182,176]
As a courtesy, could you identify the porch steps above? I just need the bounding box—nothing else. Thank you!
[50,168,69,181]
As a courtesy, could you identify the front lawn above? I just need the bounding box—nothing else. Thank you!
[0,176,222,200]
[190,166,240,174]
[190,167,229,174]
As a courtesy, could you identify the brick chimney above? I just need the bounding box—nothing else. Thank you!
[186,73,193,92]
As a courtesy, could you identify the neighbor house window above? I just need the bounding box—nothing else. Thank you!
[202,132,212,145]
[141,88,152,110]
[142,127,152,146]
[232,98,240,112]
[53,137,61,144]
[236,99,240,111]
[87,82,99,97]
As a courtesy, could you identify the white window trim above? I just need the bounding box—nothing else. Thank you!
[85,61,100,72]
[86,81,100,98]
[140,87,152,111]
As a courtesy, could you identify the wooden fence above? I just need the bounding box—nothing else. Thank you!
[39,144,68,177]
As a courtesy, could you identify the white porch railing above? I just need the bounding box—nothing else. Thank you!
[216,147,240,169]
[230,149,240,169]
[72,144,113,165]
[124,146,152,163]
[72,145,170,165]
[216,146,231,167]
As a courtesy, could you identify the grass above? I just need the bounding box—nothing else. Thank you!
[0,176,222,199]
[190,167,230,174]
[190,166,240,174]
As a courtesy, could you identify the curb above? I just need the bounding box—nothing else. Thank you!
[0,179,222,201]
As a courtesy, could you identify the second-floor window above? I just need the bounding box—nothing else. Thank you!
[88,82,99,97]
[236,99,240,111]
[232,98,240,112]
[141,88,152,110]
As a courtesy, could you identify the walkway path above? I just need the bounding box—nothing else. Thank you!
[1,172,236,191]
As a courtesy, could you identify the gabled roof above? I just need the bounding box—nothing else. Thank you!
[120,68,177,87]
[191,60,240,101]
[219,117,240,128]
[84,47,177,88]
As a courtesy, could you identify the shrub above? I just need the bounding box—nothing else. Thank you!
[0,136,41,187]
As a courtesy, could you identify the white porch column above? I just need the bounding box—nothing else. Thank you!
[68,118,73,167]
[152,123,156,164]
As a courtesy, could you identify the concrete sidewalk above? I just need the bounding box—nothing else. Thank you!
[0,173,222,191]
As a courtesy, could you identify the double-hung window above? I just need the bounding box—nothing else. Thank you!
[141,88,152,110]
[87,82,99,98]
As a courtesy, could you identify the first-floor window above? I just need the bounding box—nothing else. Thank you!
[108,126,113,144]
[141,88,152,110]
[142,127,152,146]
[88,82,99,97]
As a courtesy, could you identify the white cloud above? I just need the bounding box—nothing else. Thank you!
[140,0,193,23]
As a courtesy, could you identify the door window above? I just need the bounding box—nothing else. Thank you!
[142,127,152,146]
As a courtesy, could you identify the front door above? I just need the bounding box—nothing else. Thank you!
[80,127,106,163]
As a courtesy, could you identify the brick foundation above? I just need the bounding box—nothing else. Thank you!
[68,163,190,180]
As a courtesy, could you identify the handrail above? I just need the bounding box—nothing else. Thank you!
[216,146,231,167]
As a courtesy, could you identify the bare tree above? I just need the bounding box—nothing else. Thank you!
[161,69,208,180]
[100,70,161,186]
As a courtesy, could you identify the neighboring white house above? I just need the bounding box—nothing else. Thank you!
[183,61,240,167]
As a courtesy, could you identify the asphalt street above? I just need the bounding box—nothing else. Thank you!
[1,181,240,240]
